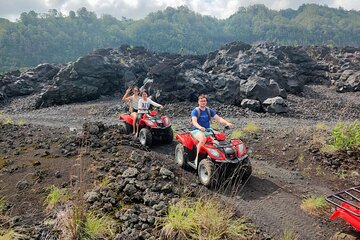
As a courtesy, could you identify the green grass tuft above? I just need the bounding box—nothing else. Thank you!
[300,196,329,215]
[282,228,299,240]
[230,129,243,139]
[84,212,116,239]
[44,185,70,209]
[242,122,259,134]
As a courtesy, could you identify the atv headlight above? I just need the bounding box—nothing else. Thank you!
[163,117,170,126]
[238,143,245,154]
[209,148,221,158]
[145,120,155,126]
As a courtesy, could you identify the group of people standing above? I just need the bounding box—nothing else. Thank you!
[122,86,232,168]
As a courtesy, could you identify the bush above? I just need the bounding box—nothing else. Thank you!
[329,120,360,152]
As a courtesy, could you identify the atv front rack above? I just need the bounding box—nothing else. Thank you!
[326,186,360,231]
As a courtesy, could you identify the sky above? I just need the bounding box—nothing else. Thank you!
[1,0,360,21]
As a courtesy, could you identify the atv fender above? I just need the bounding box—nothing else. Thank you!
[176,134,196,151]
[119,114,134,125]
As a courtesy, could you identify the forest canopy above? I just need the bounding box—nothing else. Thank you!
[1,4,359,72]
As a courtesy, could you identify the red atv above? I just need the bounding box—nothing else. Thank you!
[175,127,252,187]
[326,186,360,231]
[119,109,173,147]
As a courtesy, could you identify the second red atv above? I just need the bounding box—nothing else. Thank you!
[119,109,173,147]
[175,127,252,188]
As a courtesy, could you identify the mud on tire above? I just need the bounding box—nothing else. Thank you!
[198,159,216,187]
[139,128,152,146]
[175,143,187,168]
[119,121,132,134]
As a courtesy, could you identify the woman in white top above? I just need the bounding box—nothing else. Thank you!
[122,86,140,135]
[136,90,163,136]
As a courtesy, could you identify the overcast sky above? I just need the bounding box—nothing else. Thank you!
[1,0,360,21]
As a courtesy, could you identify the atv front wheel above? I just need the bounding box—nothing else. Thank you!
[119,121,131,134]
[198,159,215,187]
[175,143,186,168]
[163,127,174,144]
[139,128,152,146]
[241,161,252,183]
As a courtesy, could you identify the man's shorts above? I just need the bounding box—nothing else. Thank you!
[191,128,213,137]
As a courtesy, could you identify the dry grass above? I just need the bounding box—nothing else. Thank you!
[242,122,260,134]
[301,196,330,216]
[84,212,116,239]
[230,129,243,139]
[0,197,6,213]
[54,205,85,240]
[158,197,251,240]
[311,122,330,147]
[282,228,299,240]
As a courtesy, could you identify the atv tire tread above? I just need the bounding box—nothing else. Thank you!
[139,128,152,146]
[119,121,131,134]
[175,143,187,168]
[198,159,215,188]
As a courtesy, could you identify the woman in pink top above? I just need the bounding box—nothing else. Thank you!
[136,90,163,136]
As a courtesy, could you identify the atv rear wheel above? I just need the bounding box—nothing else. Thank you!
[163,127,173,144]
[119,121,131,134]
[198,159,215,187]
[175,143,186,168]
[139,128,152,146]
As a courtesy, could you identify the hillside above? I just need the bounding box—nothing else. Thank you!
[1,4,360,72]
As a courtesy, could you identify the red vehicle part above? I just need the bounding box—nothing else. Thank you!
[119,114,134,126]
[175,129,247,162]
[326,186,360,231]
[119,110,173,147]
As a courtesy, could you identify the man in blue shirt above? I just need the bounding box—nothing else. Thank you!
[191,94,233,167]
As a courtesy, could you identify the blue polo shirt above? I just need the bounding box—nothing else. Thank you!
[191,108,216,130]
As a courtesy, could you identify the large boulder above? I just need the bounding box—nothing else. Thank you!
[240,75,286,102]
[35,55,123,108]
[262,96,288,113]
[336,70,360,92]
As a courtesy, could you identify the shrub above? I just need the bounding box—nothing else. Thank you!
[159,197,251,240]
[329,120,360,152]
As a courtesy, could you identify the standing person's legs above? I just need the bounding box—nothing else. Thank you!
[131,112,137,134]
[192,130,207,167]
[136,113,143,136]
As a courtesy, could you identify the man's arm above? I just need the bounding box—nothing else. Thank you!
[214,114,232,127]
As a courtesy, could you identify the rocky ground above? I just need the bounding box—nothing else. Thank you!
[0,84,359,239]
